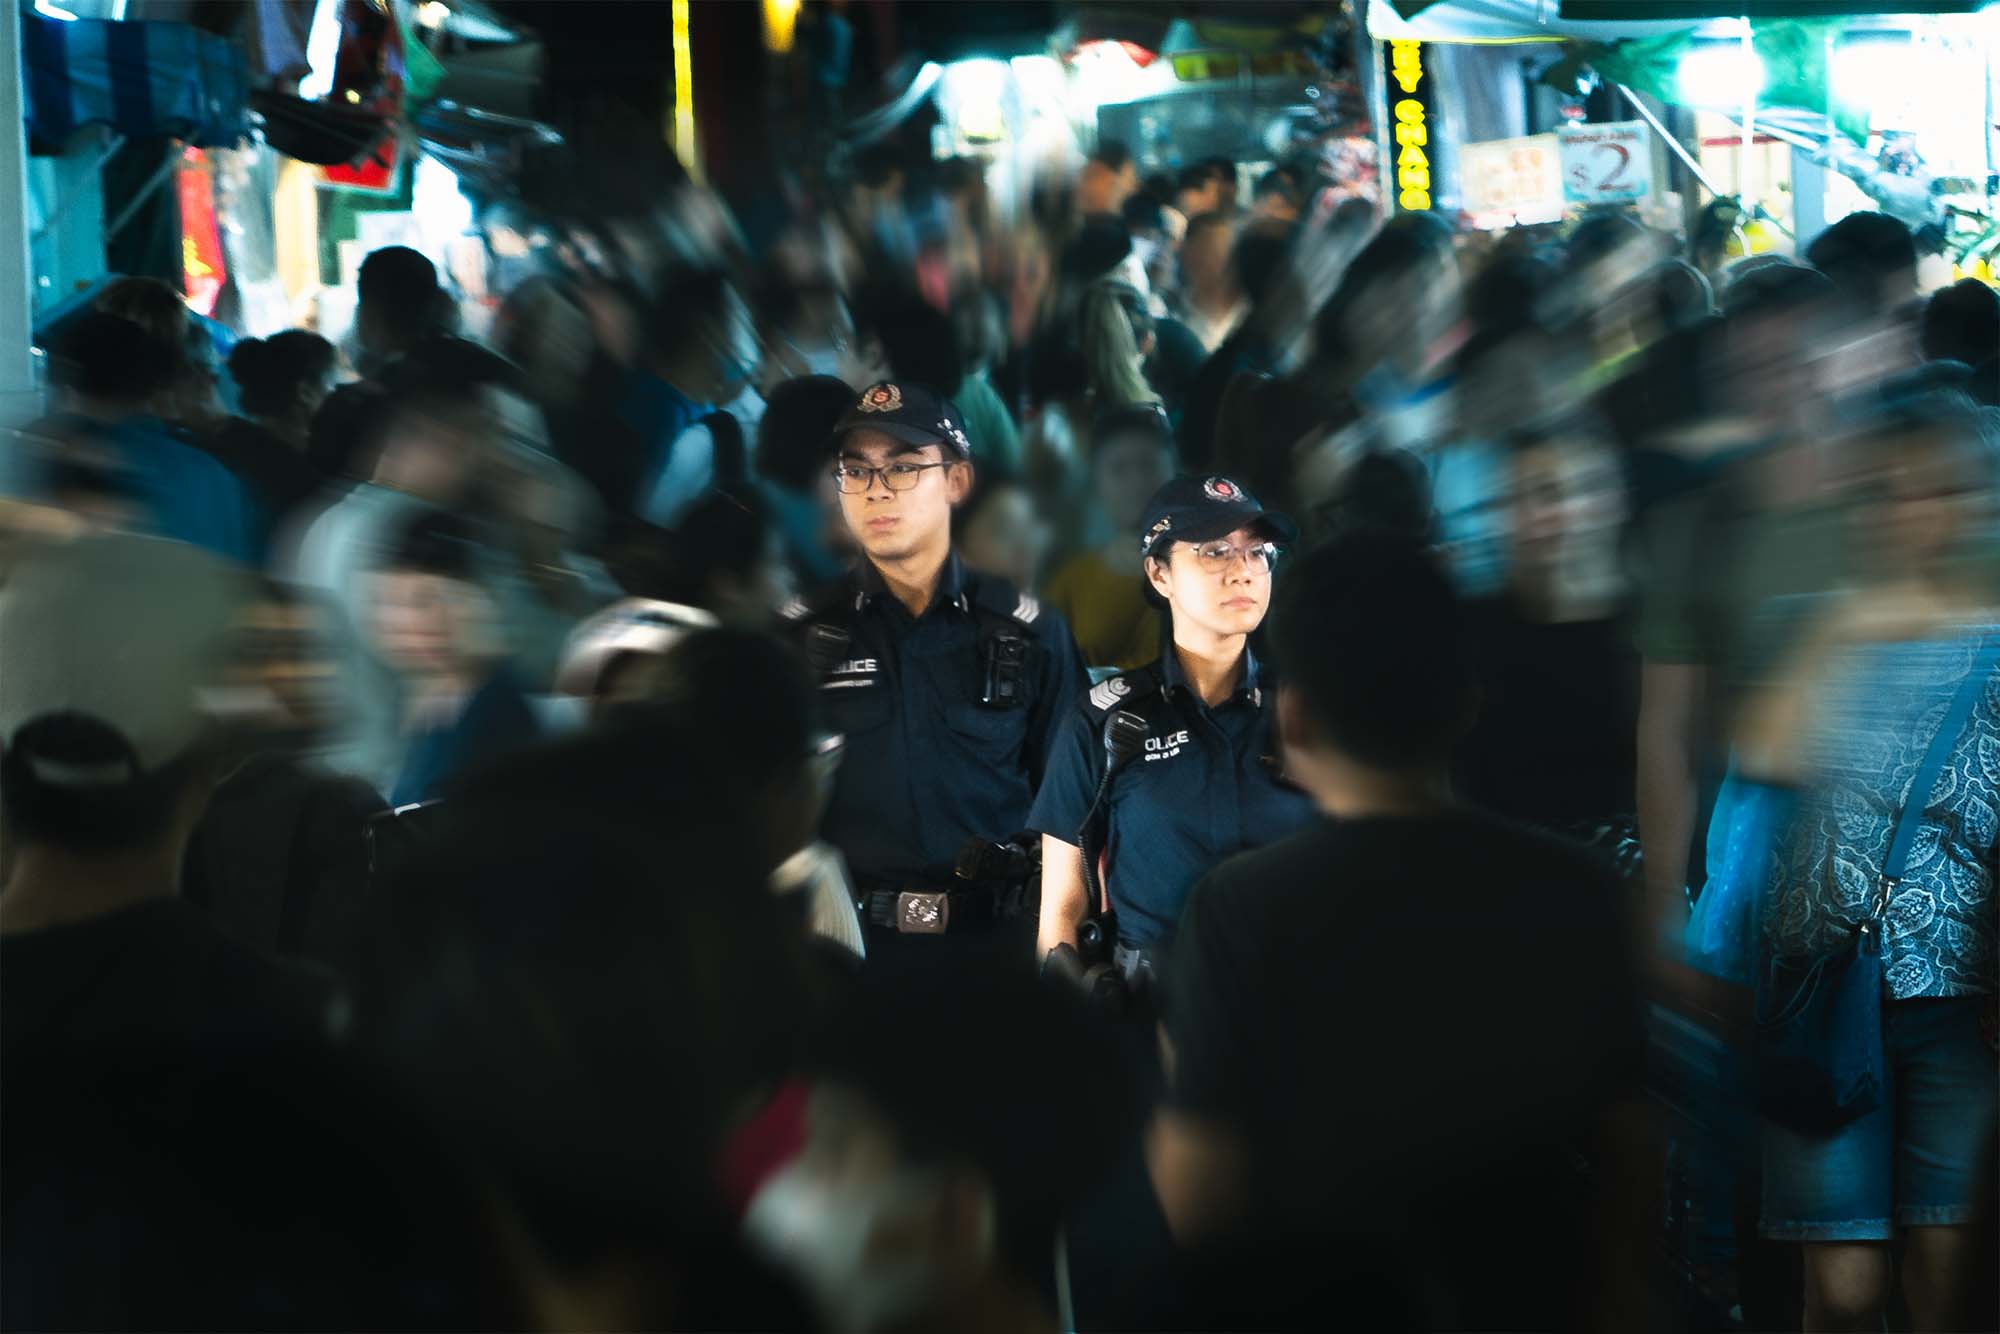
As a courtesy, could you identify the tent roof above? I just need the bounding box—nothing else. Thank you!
[1368,0,1724,44]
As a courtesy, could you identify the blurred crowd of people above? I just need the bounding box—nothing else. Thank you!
[1,132,1997,1332]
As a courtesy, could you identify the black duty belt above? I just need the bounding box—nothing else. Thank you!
[862,885,1003,935]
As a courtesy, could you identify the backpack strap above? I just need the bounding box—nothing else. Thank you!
[698,409,748,489]
[1878,636,2000,902]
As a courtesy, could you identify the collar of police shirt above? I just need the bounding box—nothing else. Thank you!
[1158,639,1265,710]
[852,549,974,619]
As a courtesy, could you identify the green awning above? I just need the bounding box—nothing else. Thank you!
[1560,2,1979,17]
[1545,17,1871,144]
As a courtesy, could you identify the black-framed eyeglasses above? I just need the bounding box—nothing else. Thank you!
[832,461,953,494]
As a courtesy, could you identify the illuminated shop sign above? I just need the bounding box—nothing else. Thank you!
[1383,39,1434,212]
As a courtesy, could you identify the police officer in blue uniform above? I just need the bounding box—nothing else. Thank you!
[1030,474,1317,989]
[787,380,1088,966]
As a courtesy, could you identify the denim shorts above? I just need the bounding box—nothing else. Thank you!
[1761,996,1999,1242]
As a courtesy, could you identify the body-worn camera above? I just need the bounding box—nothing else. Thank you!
[980,631,1029,708]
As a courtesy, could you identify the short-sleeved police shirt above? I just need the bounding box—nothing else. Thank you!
[1028,647,1316,948]
[792,553,1088,888]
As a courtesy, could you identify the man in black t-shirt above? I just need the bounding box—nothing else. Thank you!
[1153,533,1648,1330]
[1,536,343,1329]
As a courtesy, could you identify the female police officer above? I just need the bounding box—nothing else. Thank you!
[1030,475,1317,987]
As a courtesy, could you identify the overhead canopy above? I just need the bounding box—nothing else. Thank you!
[1369,0,1725,44]
[22,15,250,152]
[1560,1,1981,16]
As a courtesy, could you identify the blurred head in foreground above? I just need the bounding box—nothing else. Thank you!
[725,966,1136,1333]
[1,535,253,873]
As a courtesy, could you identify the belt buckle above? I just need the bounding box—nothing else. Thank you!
[895,890,949,935]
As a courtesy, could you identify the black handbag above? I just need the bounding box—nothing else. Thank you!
[1753,637,1999,1133]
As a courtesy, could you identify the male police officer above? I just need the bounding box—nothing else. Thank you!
[1029,475,1316,996]
[789,381,1088,968]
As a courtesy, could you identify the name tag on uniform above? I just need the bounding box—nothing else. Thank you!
[1143,729,1190,762]
[824,658,880,689]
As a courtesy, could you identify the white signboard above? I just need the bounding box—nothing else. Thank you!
[1558,121,1652,205]
[1458,133,1565,228]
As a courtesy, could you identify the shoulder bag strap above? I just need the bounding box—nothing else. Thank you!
[1877,636,2000,912]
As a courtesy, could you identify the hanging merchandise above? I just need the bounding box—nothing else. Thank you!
[177,149,227,317]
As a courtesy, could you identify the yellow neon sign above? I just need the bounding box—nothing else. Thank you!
[1388,40,1431,211]
[671,0,701,182]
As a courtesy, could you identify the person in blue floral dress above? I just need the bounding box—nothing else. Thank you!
[1736,395,1999,1332]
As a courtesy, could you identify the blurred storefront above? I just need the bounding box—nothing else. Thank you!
[1368,2,1998,285]
[16,0,555,361]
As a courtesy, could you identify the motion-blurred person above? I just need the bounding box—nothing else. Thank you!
[310,246,448,481]
[1172,162,1226,225]
[1177,221,1301,469]
[785,381,1086,971]
[1249,167,1304,224]
[1122,191,1186,310]
[1023,219,1164,553]
[1200,156,1240,213]
[1307,212,1463,456]
[368,511,540,807]
[726,967,1138,1333]
[756,374,858,590]
[1805,210,1919,329]
[761,279,871,388]
[180,581,386,977]
[640,487,798,629]
[1176,211,1243,353]
[1547,212,1669,382]
[953,472,1049,594]
[360,805,817,1331]
[480,622,864,958]
[1044,403,1176,670]
[23,313,256,562]
[1732,393,1999,1333]
[1595,260,1724,513]
[1151,533,1646,1329]
[1124,196,1207,423]
[1635,264,1850,960]
[623,269,763,527]
[473,438,621,692]
[1803,212,1923,411]
[852,282,1022,472]
[645,628,862,956]
[91,274,189,348]
[1921,279,1999,407]
[1456,427,1638,835]
[1079,140,1139,215]
[0,537,358,1329]
[1033,475,1313,995]
[285,385,489,792]
[947,282,1025,475]
[209,331,338,539]
[1018,217,1154,507]
[90,276,229,432]
[351,245,449,380]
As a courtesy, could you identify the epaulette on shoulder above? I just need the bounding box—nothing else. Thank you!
[971,576,1046,634]
[780,581,858,626]
[1084,667,1160,716]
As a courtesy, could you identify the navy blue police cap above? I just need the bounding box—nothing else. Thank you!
[1138,474,1298,558]
[832,380,973,459]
